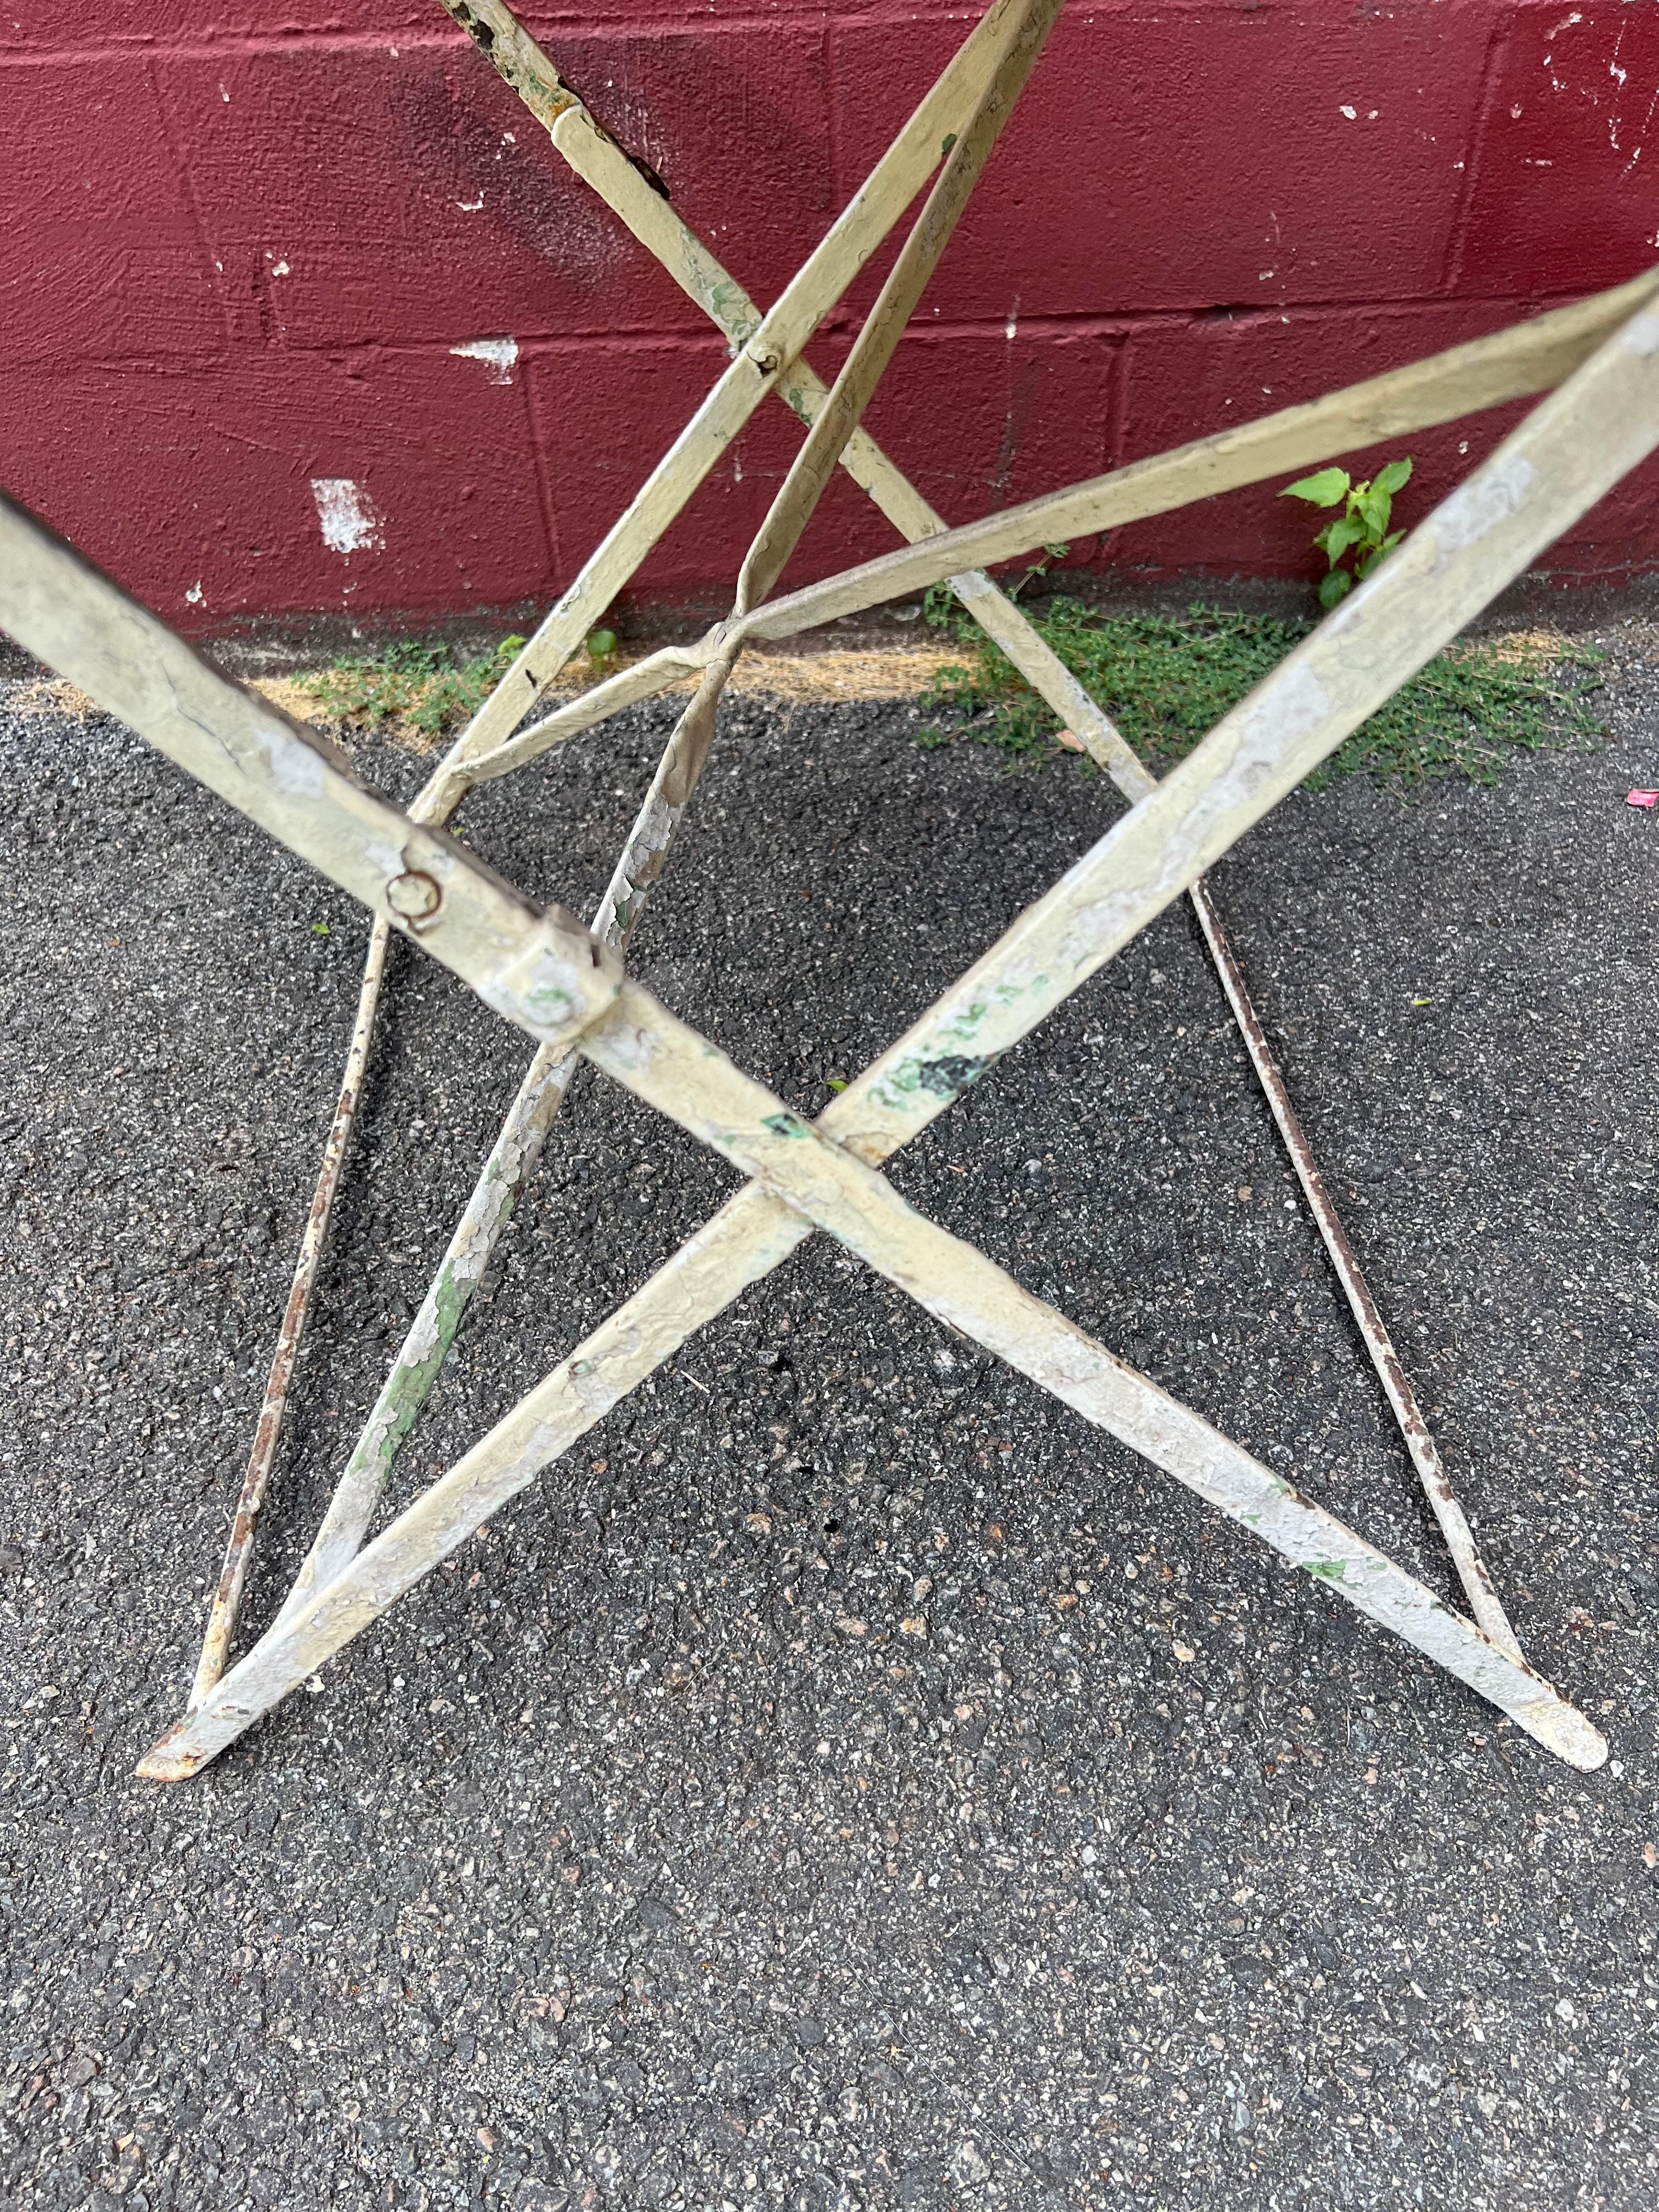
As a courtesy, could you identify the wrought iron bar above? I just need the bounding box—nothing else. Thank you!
[118,304,1657,1774]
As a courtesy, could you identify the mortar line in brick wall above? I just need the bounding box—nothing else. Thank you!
[0,7,989,72]
[0,30,452,70]
[19,285,1617,386]
[435,287,1635,352]
[1441,7,1511,300]
[140,51,239,356]
[518,338,567,603]
[823,12,845,216]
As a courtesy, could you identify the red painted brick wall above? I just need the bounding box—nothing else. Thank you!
[4,2,1658,629]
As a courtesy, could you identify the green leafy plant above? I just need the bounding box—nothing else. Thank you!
[296,633,527,742]
[586,627,619,675]
[1281,457,1413,608]
[917,597,1604,793]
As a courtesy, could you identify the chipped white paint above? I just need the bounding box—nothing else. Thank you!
[310,479,385,557]
[184,582,202,605]
[70,1,1659,1782]
[109,283,1659,1781]
[450,336,518,381]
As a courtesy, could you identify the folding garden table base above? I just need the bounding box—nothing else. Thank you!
[3,0,1652,1779]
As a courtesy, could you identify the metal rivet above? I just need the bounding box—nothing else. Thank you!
[386,870,442,921]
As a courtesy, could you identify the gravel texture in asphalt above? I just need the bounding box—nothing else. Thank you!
[1,641,1656,2212]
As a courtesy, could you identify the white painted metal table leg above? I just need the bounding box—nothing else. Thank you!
[113,308,1659,1778]
[7,42,1649,1781]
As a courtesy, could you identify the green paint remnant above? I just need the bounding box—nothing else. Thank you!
[941,132,957,157]
[1304,1559,1349,1585]
[936,999,989,1041]
[883,1053,994,1103]
[763,1111,809,1139]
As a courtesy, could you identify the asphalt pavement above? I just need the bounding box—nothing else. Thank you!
[1,635,1656,2211]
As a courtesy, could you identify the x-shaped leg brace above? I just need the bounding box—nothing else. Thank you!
[7,253,1655,1776]
[197,0,1597,1705]
[189,0,1141,1698]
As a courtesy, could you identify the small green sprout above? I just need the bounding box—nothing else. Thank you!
[1281,457,1413,610]
[586,628,619,674]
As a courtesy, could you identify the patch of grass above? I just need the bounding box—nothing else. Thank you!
[295,634,528,742]
[917,591,1606,792]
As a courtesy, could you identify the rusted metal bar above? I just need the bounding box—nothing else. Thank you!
[1035,629,1524,1651]
[1186,883,1525,1658]
[436,0,582,132]
[273,634,742,1622]
[127,308,1658,1778]
[191,918,392,1705]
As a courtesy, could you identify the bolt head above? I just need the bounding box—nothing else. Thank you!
[386,869,442,921]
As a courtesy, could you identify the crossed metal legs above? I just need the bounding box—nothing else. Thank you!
[3,0,1654,1779]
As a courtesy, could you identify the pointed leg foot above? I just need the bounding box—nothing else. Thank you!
[134,1728,210,1784]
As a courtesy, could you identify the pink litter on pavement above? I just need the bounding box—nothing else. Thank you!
[1627,790,1659,808]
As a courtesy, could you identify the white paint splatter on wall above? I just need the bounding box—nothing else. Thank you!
[450,337,520,384]
[311,480,385,557]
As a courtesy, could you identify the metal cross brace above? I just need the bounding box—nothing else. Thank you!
[188,0,1591,1718]
[3,0,1654,1779]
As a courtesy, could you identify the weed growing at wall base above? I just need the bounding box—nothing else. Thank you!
[917,595,1606,793]
[1282,457,1414,609]
[296,636,528,742]
[297,629,628,741]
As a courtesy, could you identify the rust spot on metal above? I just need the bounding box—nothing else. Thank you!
[186,926,392,1712]
[386,868,442,923]
[1189,879,1526,1663]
